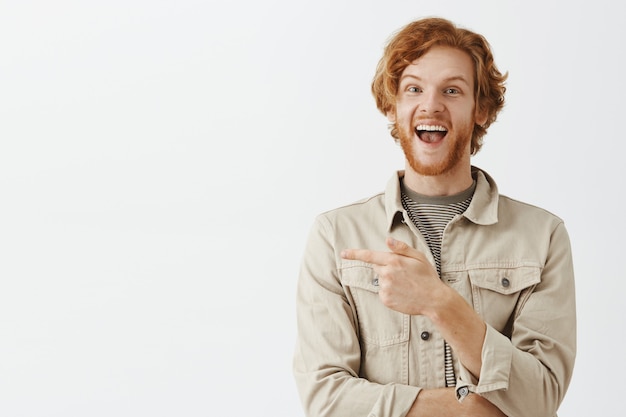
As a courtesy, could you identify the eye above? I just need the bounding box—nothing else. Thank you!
[444,88,460,95]
[407,86,421,93]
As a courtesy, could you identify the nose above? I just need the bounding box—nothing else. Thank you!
[419,91,444,114]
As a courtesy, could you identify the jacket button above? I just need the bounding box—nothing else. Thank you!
[501,277,510,287]
[420,331,430,341]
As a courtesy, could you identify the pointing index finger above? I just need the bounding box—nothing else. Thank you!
[341,248,387,266]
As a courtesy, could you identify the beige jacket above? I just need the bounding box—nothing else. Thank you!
[293,167,576,417]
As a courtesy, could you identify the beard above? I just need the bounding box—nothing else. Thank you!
[396,119,474,176]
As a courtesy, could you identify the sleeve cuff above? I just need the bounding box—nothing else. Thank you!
[456,324,512,397]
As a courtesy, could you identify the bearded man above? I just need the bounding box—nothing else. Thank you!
[293,17,576,417]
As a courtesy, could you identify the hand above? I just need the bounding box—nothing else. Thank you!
[343,238,487,378]
[341,237,444,316]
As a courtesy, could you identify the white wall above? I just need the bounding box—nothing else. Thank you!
[0,0,622,415]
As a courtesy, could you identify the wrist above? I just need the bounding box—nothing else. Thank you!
[425,284,458,324]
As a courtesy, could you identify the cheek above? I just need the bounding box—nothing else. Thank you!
[394,105,415,124]
[394,98,417,116]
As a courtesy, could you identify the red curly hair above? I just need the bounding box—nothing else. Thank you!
[372,17,507,155]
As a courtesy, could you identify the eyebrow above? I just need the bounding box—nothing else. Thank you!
[400,74,471,85]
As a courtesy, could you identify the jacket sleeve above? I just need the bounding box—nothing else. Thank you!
[293,215,420,417]
[456,221,577,417]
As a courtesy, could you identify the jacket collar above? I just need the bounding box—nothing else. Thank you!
[385,166,499,232]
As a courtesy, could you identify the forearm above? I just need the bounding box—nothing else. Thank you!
[407,388,457,417]
[294,281,421,416]
[470,325,575,417]
[427,285,486,379]
[406,388,505,417]
[294,365,420,417]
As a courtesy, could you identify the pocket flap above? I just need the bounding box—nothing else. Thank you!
[468,265,541,295]
[340,260,380,292]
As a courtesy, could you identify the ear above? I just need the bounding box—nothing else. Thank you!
[386,108,396,123]
[475,106,488,127]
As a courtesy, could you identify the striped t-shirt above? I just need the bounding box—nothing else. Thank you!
[401,179,476,388]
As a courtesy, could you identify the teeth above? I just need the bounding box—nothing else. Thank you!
[416,125,447,132]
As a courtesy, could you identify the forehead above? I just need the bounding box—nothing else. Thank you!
[400,46,475,85]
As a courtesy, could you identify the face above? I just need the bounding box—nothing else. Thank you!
[388,46,487,177]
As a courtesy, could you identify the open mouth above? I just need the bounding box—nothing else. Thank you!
[415,124,448,143]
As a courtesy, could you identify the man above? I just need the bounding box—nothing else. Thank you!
[293,17,576,417]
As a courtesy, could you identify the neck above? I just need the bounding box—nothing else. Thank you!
[402,162,473,197]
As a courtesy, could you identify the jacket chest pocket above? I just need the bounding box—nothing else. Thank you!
[340,262,410,347]
[468,265,541,335]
